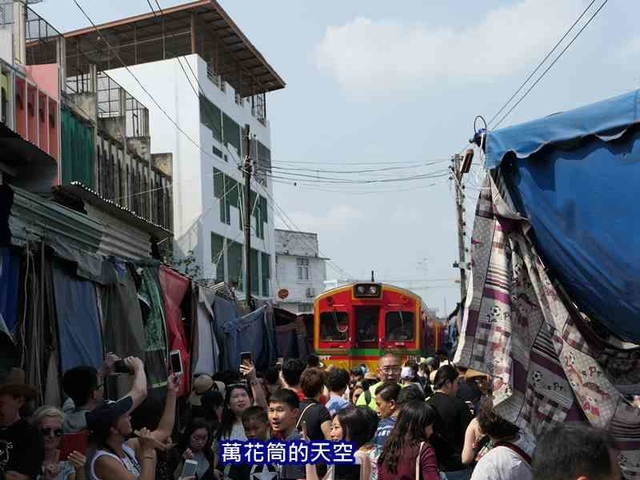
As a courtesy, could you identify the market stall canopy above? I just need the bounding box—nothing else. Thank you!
[485,89,640,168]
[485,89,640,342]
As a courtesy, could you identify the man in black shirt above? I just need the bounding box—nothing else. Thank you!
[0,369,43,480]
[296,369,331,441]
[427,365,473,480]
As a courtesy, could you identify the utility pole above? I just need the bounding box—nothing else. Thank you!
[452,153,468,304]
[242,124,253,309]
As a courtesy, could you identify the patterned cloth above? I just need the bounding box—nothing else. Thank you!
[454,173,640,479]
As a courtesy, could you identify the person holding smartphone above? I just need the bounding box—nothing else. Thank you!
[238,354,267,409]
[170,420,215,480]
[88,373,179,480]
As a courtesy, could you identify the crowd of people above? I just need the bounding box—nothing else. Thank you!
[0,352,623,480]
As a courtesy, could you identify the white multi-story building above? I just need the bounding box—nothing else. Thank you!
[62,1,285,298]
[274,229,327,313]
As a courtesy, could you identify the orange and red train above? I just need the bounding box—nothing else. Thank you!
[310,282,445,372]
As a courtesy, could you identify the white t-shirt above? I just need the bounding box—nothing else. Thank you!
[470,440,533,480]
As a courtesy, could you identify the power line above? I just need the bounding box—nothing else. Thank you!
[265,170,450,185]
[487,0,599,128]
[270,159,449,175]
[260,190,355,280]
[273,159,434,166]
[492,0,609,129]
[271,178,449,195]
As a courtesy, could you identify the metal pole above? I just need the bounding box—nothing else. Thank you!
[453,154,468,303]
[242,124,253,309]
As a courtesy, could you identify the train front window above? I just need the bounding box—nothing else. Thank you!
[355,306,379,343]
[320,311,349,342]
[385,311,415,341]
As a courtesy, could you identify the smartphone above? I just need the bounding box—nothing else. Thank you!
[182,459,198,478]
[169,350,183,376]
[240,351,253,364]
[113,360,130,374]
[60,431,89,461]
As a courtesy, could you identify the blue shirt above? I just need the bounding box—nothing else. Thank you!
[372,417,397,447]
[325,395,350,416]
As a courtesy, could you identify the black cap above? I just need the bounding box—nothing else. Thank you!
[86,396,133,435]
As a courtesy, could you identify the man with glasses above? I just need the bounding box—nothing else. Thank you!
[355,353,402,410]
[62,356,147,433]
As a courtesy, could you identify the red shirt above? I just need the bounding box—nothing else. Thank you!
[378,442,440,480]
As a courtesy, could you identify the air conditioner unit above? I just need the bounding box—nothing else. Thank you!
[306,287,316,298]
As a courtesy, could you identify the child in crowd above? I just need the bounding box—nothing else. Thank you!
[325,368,350,416]
[268,389,305,480]
[225,406,278,480]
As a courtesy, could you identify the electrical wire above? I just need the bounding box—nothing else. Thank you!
[262,191,355,280]
[487,0,599,128]
[270,159,449,175]
[492,0,609,129]
[271,178,449,195]
[265,170,450,185]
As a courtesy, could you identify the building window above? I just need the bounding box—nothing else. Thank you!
[297,258,310,281]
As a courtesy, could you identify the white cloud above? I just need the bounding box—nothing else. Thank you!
[283,204,363,231]
[314,0,583,95]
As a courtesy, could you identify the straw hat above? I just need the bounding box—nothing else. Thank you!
[189,375,214,406]
[464,369,490,381]
[0,368,39,399]
[364,372,378,381]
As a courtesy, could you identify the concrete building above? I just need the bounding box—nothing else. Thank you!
[274,229,327,314]
[60,0,285,298]
[1,0,172,259]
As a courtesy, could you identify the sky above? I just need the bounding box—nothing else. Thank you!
[33,0,640,315]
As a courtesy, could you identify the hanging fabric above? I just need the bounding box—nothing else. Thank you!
[52,257,102,372]
[100,260,145,399]
[454,173,640,479]
[235,305,277,372]
[193,285,220,376]
[214,294,241,371]
[0,247,20,336]
[137,266,168,390]
[158,266,190,397]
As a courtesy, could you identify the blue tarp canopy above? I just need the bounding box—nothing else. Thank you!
[486,90,640,342]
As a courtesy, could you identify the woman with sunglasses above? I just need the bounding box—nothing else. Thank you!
[33,406,86,480]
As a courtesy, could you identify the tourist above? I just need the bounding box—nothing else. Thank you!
[171,419,215,480]
[268,389,305,480]
[296,368,331,440]
[356,354,402,410]
[325,368,350,416]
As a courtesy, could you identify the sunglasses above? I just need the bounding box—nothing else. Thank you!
[42,427,64,437]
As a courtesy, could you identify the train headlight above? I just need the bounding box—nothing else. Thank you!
[354,283,382,298]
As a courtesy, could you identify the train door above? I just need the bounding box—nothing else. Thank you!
[354,306,379,349]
